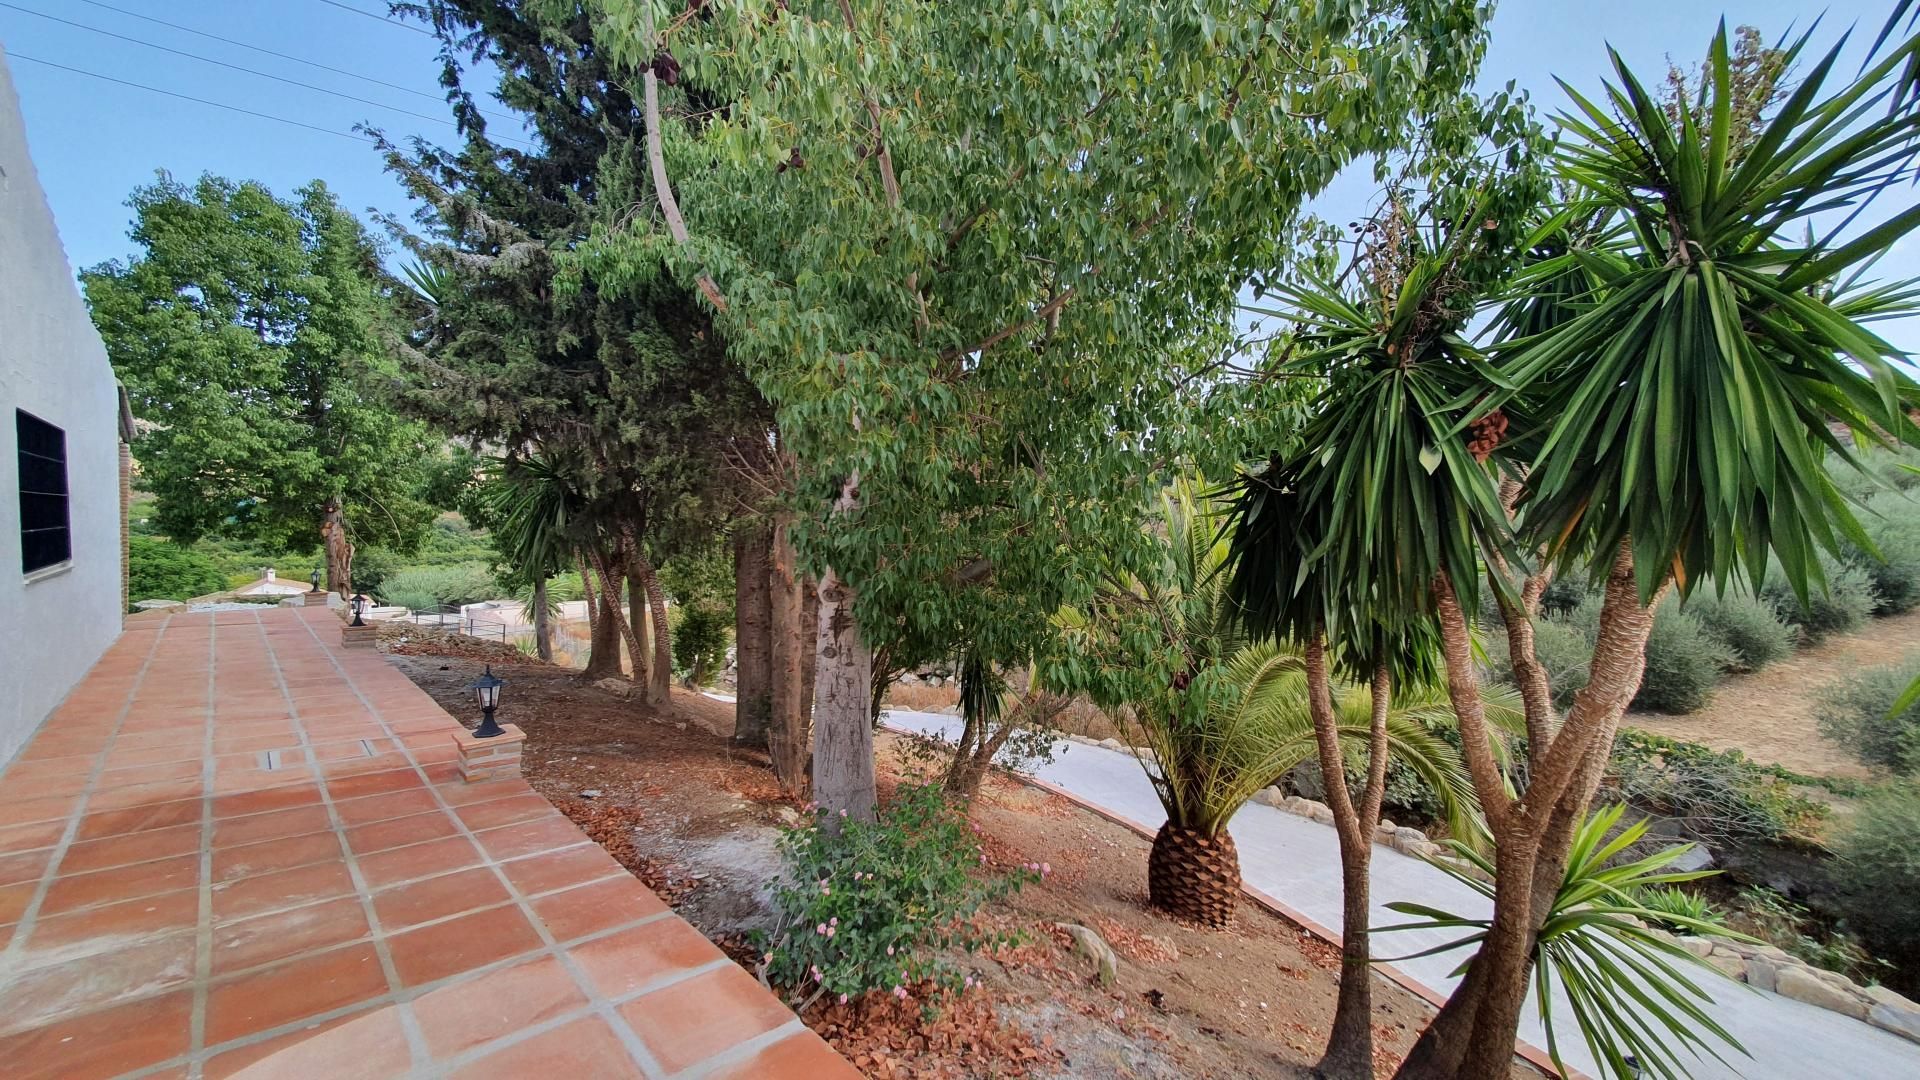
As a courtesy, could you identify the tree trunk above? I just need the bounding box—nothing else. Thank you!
[589,547,646,683]
[533,577,553,662]
[733,523,774,750]
[812,559,877,826]
[628,573,649,686]
[320,498,354,597]
[767,516,812,795]
[1147,823,1239,928]
[634,553,673,706]
[581,561,623,679]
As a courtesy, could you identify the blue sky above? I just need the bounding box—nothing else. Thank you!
[0,0,1911,348]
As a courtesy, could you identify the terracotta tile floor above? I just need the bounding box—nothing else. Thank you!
[0,607,858,1079]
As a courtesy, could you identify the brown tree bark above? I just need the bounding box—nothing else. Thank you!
[943,689,1066,799]
[633,552,673,706]
[532,577,553,662]
[1146,824,1240,927]
[733,523,774,750]
[588,546,646,684]
[766,516,812,795]
[811,478,877,827]
[628,573,649,686]
[320,497,354,597]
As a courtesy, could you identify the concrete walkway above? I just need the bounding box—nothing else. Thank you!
[0,607,854,1080]
[885,710,1920,1080]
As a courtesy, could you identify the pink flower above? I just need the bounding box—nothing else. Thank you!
[886,945,895,956]
[964,975,976,989]
[838,993,848,1004]
[814,968,824,982]
[839,808,848,817]
[893,985,908,1000]
[829,917,839,926]
[1041,862,1051,875]
[826,926,837,938]
[816,923,828,935]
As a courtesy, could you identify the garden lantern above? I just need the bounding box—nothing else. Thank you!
[349,592,368,627]
[469,664,506,738]
[309,568,322,592]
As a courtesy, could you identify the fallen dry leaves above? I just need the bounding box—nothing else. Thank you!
[806,983,1061,1080]
[549,796,693,904]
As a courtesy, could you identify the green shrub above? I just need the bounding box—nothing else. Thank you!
[765,783,1037,1001]
[127,536,227,605]
[1636,886,1723,936]
[1834,784,1920,949]
[1816,657,1920,775]
[1606,729,1828,844]
[381,563,500,613]
[1570,598,1728,714]
[349,546,403,597]
[1728,886,1887,983]
[670,602,731,687]
[1686,589,1795,673]
[1826,445,1920,503]
[1760,553,1874,642]
[1843,491,1920,614]
[1478,613,1591,708]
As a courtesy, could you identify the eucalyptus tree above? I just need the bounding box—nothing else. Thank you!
[575,0,1505,823]
[84,175,440,593]
[1235,23,1920,1080]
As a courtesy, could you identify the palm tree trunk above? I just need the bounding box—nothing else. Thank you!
[1147,823,1240,928]
[634,552,673,706]
[589,546,645,683]
[533,576,552,662]
[320,497,354,597]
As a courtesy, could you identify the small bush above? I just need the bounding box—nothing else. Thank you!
[1834,784,1920,949]
[381,563,500,613]
[765,784,1038,1002]
[1826,445,1920,503]
[1478,613,1591,708]
[1817,658,1920,775]
[1687,589,1795,673]
[1636,886,1723,936]
[670,602,730,687]
[1607,729,1827,844]
[1760,554,1875,642]
[1843,492,1920,614]
[127,536,227,605]
[1623,600,1730,714]
[1728,886,1887,983]
[350,546,403,597]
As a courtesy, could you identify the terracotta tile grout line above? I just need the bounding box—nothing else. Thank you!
[671,1017,810,1080]
[187,613,220,1077]
[257,610,436,1071]
[0,614,167,789]
[288,608,678,1078]
[0,613,171,968]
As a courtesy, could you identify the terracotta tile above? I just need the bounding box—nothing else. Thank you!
[619,965,798,1074]
[701,1030,857,1080]
[212,831,341,883]
[498,844,625,898]
[212,896,370,975]
[204,942,389,1045]
[446,1016,639,1079]
[357,834,484,890]
[529,877,668,943]
[75,797,201,840]
[97,758,204,786]
[0,793,82,826]
[205,1005,410,1079]
[212,782,322,819]
[411,956,590,1060]
[436,777,525,807]
[214,804,331,847]
[0,988,192,1080]
[373,866,510,930]
[346,810,458,855]
[0,847,52,888]
[565,917,726,997]
[334,788,439,826]
[84,778,205,813]
[0,881,37,923]
[455,793,554,832]
[473,817,587,862]
[0,935,197,1032]
[103,743,203,769]
[387,905,544,987]
[25,886,200,952]
[58,822,203,874]
[213,860,355,921]
[39,854,200,914]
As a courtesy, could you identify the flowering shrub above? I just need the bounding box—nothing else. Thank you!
[763,783,1042,1006]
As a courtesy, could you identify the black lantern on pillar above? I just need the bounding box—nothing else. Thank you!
[309,568,322,593]
[349,592,368,627]
[469,664,506,738]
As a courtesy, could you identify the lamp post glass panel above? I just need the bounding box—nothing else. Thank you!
[350,593,368,627]
[470,664,506,738]
[309,568,322,593]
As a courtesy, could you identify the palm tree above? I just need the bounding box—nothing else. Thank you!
[1064,481,1518,931]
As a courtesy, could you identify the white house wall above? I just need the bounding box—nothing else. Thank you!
[0,47,124,767]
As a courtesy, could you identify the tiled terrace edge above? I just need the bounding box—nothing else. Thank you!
[0,607,859,1079]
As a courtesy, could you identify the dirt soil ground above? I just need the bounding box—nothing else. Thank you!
[391,647,1541,1079]
[1630,606,1920,779]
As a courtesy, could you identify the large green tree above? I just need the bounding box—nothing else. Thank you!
[575,0,1502,824]
[85,175,438,593]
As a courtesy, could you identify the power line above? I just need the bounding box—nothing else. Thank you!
[313,0,435,37]
[0,1,525,143]
[68,0,516,123]
[7,51,375,143]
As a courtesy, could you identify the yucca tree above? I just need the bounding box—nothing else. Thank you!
[1063,481,1517,937]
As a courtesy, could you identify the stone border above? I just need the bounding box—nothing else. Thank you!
[1052,734,1920,1047]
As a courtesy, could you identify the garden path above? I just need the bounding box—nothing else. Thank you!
[884,710,1920,1080]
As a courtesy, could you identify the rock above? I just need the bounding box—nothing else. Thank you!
[594,677,633,699]
[1867,985,1920,1012]
[1254,787,1285,807]
[1394,827,1427,847]
[1667,843,1715,873]
[1747,955,1778,993]
[580,789,602,799]
[1680,936,1714,958]
[1282,796,1312,816]
[1098,738,1123,751]
[1776,966,1869,1019]
[1813,967,1852,989]
[1307,803,1335,825]
[133,599,185,610]
[1704,951,1747,981]
[1057,923,1119,988]
[1754,944,1792,963]
[1377,819,1396,834]
[1869,1001,1920,1043]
